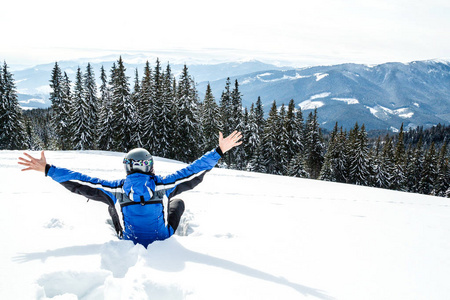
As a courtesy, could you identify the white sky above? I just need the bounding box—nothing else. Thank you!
[2,0,450,68]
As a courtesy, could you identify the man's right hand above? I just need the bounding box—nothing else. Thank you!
[18,151,47,173]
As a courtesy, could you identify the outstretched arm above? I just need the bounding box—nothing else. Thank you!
[219,131,243,154]
[18,151,47,173]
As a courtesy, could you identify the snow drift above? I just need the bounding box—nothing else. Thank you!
[1,150,450,300]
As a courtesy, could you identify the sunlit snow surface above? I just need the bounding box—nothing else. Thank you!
[1,150,450,300]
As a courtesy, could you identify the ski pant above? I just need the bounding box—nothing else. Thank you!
[168,198,185,232]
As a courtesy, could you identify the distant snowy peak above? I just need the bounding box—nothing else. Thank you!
[200,59,450,131]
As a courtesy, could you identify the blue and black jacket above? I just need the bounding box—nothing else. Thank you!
[45,148,223,247]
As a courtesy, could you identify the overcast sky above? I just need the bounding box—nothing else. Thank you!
[2,0,450,68]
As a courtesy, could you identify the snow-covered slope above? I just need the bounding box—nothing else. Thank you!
[199,60,450,131]
[1,150,450,300]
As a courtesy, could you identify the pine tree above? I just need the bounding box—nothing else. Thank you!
[278,104,289,174]
[244,104,256,166]
[23,108,52,149]
[405,139,424,193]
[260,101,282,174]
[61,72,73,149]
[71,67,90,150]
[158,63,176,158]
[175,65,201,162]
[392,123,407,191]
[83,63,98,149]
[288,105,308,178]
[49,62,65,149]
[201,83,221,152]
[304,109,324,179]
[349,124,371,185]
[130,69,143,148]
[98,65,115,150]
[418,142,438,195]
[152,59,166,156]
[23,114,43,150]
[377,135,395,189]
[140,61,156,153]
[0,61,27,149]
[219,78,232,136]
[229,79,245,169]
[247,98,265,172]
[435,143,449,196]
[110,57,134,152]
[320,122,339,181]
[285,99,298,163]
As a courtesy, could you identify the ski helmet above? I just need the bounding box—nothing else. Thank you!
[123,148,154,175]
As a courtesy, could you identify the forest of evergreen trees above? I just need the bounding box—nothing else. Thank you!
[1,57,449,198]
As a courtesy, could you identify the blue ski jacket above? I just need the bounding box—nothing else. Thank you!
[45,148,223,247]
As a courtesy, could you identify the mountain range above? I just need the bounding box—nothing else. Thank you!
[13,55,450,131]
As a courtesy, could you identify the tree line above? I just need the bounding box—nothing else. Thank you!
[1,57,449,197]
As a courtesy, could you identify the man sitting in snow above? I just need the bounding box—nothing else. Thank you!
[18,131,242,247]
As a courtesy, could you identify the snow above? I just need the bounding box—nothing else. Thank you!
[299,93,330,110]
[2,150,450,300]
[309,92,331,100]
[366,105,414,120]
[331,97,359,105]
[299,100,325,110]
[314,73,329,81]
[242,72,311,85]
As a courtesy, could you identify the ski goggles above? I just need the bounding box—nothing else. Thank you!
[123,158,153,166]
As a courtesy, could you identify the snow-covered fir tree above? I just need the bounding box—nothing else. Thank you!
[49,62,65,149]
[140,61,156,154]
[278,104,289,174]
[23,114,43,150]
[244,103,257,168]
[260,101,283,174]
[304,109,324,179]
[288,105,308,178]
[378,135,395,189]
[434,143,449,196]
[97,65,115,151]
[229,79,246,169]
[284,99,299,164]
[219,78,232,136]
[152,59,166,156]
[158,63,176,158]
[82,63,98,149]
[320,122,340,181]
[201,83,221,152]
[0,61,27,149]
[130,69,143,148]
[392,123,407,191]
[247,97,265,172]
[110,57,134,152]
[61,72,73,149]
[405,139,424,193]
[348,123,371,185]
[175,65,201,162]
[71,67,89,150]
[418,143,438,195]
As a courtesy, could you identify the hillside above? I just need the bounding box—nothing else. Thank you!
[1,150,450,300]
[14,56,450,131]
[199,60,450,131]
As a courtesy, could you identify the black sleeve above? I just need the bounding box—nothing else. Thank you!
[168,169,211,199]
[216,147,224,157]
[59,181,123,237]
